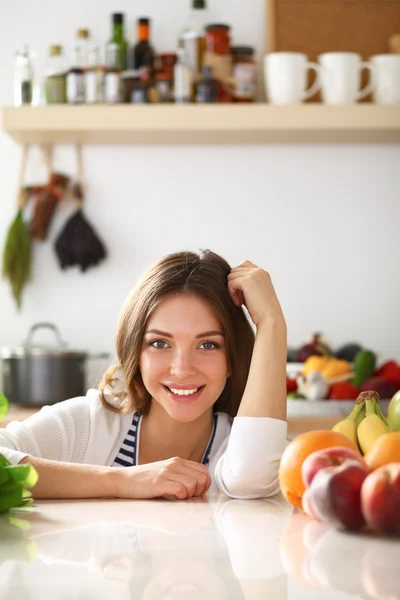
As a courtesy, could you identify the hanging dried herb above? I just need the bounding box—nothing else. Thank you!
[30,173,70,241]
[2,146,32,310]
[54,208,107,271]
[2,209,32,310]
[54,145,107,272]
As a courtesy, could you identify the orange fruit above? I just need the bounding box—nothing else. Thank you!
[364,432,400,470]
[279,430,359,510]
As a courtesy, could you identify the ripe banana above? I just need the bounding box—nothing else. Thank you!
[332,400,365,449]
[357,396,390,454]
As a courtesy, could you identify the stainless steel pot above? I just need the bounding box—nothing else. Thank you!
[1,323,109,407]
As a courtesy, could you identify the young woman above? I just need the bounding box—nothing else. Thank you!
[0,250,288,500]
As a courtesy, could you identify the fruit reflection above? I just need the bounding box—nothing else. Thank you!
[280,512,400,599]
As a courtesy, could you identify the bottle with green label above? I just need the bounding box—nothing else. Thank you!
[106,13,128,71]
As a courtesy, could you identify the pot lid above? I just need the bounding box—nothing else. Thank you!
[1,323,88,359]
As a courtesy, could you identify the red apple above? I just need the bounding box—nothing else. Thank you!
[307,460,369,530]
[361,463,400,536]
[302,445,366,489]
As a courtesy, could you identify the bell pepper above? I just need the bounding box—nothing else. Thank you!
[328,381,360,400]
[303,355,328,375]
[286,377,297,394]
[321,358,351,380]
[374,360,400,388]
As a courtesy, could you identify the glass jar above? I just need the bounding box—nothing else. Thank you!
[231,46,256,102]
[14,45,33,106]
[160,53,177,77]
[205,24,231,55]
[45,45,67,104]
[121,70,148,103]
[155,72,173,102]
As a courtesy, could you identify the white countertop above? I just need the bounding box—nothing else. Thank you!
[1,492,399,599]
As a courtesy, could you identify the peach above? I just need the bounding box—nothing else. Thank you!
[361,463,400,536]
[302,446,366,489]
[307,460,369,530]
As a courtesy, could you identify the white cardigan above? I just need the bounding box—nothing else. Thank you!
[0,389,288,499]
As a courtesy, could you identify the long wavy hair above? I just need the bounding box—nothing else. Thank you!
[99,249,255,417]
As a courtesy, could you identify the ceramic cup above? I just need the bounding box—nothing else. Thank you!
[370,54,400,104]
[264,52,321,105]
[318,52,376,104]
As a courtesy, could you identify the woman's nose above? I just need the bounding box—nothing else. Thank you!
[169,350,196,378]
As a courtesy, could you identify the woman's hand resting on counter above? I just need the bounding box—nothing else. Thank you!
[113,457,212,500]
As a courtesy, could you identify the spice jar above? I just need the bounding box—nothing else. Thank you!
[205,24,231,55]
[121,70,148,103]
[160,53,177,77]
[155,72,173,102]
[232,46,256,102]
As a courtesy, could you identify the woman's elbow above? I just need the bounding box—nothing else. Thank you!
[217,466,281,500]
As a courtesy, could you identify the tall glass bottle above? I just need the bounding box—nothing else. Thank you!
[106,13,128,71]
[14,45,33,106]
[174,43,192,103]
[85,45,104,103]
[181,0,207,76]
[45,45,67,104]
[131,18,155,81]
[104,43,121,104]
[76,28,90,69]
[66,44,85,104]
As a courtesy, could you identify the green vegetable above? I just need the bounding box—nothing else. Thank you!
[287,392,307,400]
[0,394,38,512]
[2,209,32,310]
[0,393,9,420]
[352,349,377,387]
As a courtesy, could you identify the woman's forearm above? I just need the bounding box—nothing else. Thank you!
[19,456,117,499]
[237,318,287,421]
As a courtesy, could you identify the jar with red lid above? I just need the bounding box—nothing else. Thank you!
[160,53,177,77]
[205,24,231,55]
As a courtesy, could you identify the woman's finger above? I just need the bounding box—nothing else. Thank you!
[177,464,211,496]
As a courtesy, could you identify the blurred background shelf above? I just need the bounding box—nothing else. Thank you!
[2,104,400,145]
[1,400,390,437]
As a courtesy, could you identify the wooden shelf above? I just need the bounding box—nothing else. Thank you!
[1,104,399,145]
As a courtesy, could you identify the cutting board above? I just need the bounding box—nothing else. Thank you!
[266,0,400,101]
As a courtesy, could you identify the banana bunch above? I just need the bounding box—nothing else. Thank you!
[332,390,390,454]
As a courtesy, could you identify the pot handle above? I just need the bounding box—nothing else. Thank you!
[24,323,68,349]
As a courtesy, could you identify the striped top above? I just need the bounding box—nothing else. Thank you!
[112,411,219,468]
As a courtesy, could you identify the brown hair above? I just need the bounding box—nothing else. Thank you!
[99,249,255,417]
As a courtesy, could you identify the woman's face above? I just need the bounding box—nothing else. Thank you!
[140,293,229,422]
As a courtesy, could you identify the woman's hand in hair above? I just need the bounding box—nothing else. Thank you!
[227,260,286,328]
[113,457,212,500]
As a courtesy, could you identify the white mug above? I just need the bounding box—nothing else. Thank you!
[264,52,321,105]
[370,54,400,104]
[318,52,375,104]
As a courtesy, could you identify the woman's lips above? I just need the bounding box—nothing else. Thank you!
[162,384,205,403]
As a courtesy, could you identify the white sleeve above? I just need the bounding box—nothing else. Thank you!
[0,396,91,465]
[213,417,288,500]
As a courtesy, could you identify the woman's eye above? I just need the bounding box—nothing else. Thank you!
[199,341,219,350]
[149,340,169,349]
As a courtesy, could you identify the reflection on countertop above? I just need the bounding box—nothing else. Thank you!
[0,491,399,599]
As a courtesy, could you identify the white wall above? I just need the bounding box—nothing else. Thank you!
[0,0,399,388]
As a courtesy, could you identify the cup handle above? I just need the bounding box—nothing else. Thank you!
[356,62,376,100]
[301,62,321,101]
